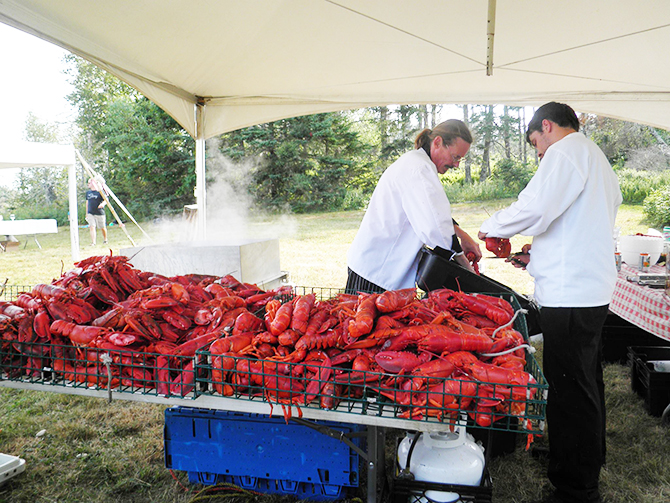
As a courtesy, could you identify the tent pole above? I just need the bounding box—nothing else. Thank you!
[68,161,80,261]
[195,99,207,241]
[486,0,497,76]
[100,183,153,242]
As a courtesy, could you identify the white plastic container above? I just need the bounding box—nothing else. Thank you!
[0,453,26,485]
[397,426,485,503]
[648,360,670,372]
[619,234,664,266]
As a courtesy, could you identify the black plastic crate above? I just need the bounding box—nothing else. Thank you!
[391,467,492,503]
[415,245,541,336]
[164,407,362,501]
[628,346,670,417]
[468,417,519,459]
[603,313,670,364]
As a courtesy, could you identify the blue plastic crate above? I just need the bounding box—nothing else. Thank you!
[187,472,348,500]
[164,407,362,500]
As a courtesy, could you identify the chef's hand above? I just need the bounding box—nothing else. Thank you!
[454,252,475,272]
[454,225,482,262]
[506,252,530,270]
[506,243,532,269]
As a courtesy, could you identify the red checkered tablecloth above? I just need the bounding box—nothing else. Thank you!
[610,263,670,342]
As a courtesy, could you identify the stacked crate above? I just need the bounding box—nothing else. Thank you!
[602,313,670,364]
[164,407,363,500]
[628,346,670,417]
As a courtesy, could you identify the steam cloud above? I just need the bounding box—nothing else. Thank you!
[141,138,297,245]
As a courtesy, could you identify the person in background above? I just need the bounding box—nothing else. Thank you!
[346,119,481,294]
[85,177,108,246]
[478,102,622,503]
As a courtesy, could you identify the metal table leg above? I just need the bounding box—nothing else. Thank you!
[367,425,386,503]
[289,418,387,503]
[23,235,42,249]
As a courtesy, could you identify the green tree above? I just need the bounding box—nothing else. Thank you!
[96,98,195,218]
[582,115,656,166]
[478,105,495,181]
[219,113,373,212]
[66,55,195,220]
[7,113,70,224]
[462,104,473,183]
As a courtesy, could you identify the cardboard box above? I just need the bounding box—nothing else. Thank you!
[0,241,20,252]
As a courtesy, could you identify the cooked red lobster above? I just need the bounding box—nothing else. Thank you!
[485,237,512,258]
[1,254,537,429]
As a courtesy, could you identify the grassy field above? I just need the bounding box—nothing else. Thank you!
[0,201,653,292]
[1,202,668,503]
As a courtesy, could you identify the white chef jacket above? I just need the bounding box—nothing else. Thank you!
[347,148,455,291]
[479,132,622,307]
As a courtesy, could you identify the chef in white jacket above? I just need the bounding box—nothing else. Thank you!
[479,102,622,503]
[346,119,481,293]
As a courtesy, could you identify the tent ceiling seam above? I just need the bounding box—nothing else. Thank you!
[325,0,484,67]
[501,22,670,67]
[502,67,670,92]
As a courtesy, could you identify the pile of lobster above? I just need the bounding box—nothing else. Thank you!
[0,253,541,429]
[207,287,539,428]
[0,253,291,395]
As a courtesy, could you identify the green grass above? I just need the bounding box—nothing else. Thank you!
[0,202,652,293]
[1,202,668,503]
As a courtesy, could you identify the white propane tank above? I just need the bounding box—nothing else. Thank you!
[397,426,485,503]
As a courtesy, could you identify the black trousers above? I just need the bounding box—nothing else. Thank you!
[345,268,386,295]
[541,306,608,503]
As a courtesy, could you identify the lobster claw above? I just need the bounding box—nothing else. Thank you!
[485,237,511,258]
[465,252,480,274]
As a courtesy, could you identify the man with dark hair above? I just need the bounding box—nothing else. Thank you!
[525,101,581,142]
[478,102,622,503]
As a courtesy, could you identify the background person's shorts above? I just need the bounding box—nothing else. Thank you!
[86,213,106,229]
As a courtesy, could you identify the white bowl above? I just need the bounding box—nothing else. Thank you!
[619,234,664,266]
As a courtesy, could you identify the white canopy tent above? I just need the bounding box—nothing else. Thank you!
[0,141,79,260]
[2,0,670,236]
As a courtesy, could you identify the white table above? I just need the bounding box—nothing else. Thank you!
[0,219,58,250]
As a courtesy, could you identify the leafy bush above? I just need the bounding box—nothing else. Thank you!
[9,203,70,226]
[490,158,536,193]
[441,168,468,186]
[616,168,670,204]
[442,158,536,203]
[341,187,368,210]
[643,186,670,227]
[444,178,513,203]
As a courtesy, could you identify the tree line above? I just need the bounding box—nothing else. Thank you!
[3,56,670,226]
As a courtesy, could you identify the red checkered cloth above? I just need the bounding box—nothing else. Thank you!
[610,264,670,341]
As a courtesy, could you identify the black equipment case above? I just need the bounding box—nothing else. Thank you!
[416,245,542,336]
